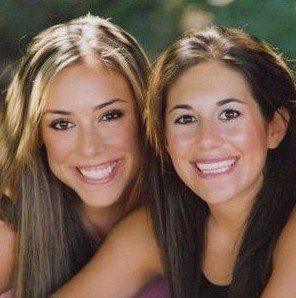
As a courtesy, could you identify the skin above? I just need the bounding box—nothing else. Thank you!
[0,221,15,293]
[165,60,287,284]
[54,62,296,297]
[40,61,141,234]
[52,207,163,297]
[0,60,143,294]
[51,61,295,297]
[1,61,295,297]
[262,208,296,297]
[166,61,279,207]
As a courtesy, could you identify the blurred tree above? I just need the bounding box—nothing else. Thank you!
[0,0,181,95]
[0,0,295,98]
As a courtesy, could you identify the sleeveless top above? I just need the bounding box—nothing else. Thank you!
[200,273,229,297]
[138,274,229,297]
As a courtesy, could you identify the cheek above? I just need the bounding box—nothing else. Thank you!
[103,117,141,155]
[121,122,139,147]
[42,130,75,165]
[46,142,71,165]
[115,118,142,173]
[225,121,268,151]
[166,128,195,161]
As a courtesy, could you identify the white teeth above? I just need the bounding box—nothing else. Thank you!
[79,162,117,180]
[196,159,236,174]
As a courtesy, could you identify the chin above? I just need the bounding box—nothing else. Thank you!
[195,189,237,205]
[80,198,118,209]
[203,197,234,205]
[78,189,123,209]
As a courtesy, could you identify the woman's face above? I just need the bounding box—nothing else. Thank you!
[165,60,282,206]
[41,62,141,208]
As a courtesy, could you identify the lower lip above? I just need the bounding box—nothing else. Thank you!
[193,159,238,179]
[75,159,122,185]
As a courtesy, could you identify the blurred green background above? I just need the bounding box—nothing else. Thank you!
[0,0,295,96]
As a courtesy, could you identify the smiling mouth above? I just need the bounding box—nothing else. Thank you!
[194,157,239,177]
[77,160,119,182]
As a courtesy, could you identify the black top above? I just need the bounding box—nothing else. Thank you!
[200,273,229,298]
[137,274,230,297]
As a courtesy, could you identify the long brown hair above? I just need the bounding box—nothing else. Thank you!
[0,14,150,297]
[146,26,296,297]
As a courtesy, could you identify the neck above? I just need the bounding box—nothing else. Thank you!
[78,183,135,239]
[208,199,252,236]
[80,201,124,237]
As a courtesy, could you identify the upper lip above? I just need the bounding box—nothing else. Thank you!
[192,156,239,164]
[75,159,121,169]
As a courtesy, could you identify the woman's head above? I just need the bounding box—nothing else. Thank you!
[146,26,295,204]
[41,61,141,208]
[1,15,150,207]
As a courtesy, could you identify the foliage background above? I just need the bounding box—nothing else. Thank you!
[0,0,295,97]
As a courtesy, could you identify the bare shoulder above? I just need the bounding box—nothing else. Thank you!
[0,219,15,293]
[273,207,296,261]
[261,208,296,297]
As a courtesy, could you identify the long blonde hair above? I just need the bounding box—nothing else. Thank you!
[0,14,150,297]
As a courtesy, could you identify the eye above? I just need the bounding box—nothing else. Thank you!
[100,109,124,122]
[50,119,75,130]
[219,109,242,121]
[174,114,197,125]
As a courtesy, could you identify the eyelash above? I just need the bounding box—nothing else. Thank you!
[50,118,75,131]
[218,109,242,121]
[174,114,197,124]
[49,109,124,131]
[100,109,124,121]
[174,109,241,125]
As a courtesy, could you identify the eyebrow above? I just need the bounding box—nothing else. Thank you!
[168,104,193,114]
[43,98,127,115]
[168,98,245,114]
[217,98,245,106]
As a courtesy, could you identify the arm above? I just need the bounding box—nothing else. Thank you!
[0,220,15,293]
[52,207,163,298]
[261,210,296,297]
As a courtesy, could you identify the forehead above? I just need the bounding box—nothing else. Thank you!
[166,60,253,108]
[44,62,134,110]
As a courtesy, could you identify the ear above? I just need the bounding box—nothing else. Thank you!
[267,108,289,149]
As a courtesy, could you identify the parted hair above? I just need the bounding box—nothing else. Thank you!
[0,14,150,297]
[146,26,296,297]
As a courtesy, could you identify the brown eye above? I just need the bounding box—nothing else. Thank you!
[175,114,197,124]
[219,109,241,121]
[100,109,124,122]
[50,119,75,130]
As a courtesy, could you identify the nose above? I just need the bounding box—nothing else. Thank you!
[196,120,223,151]
[78,125,106,157]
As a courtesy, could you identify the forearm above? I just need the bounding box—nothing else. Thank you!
[52,208,162,297]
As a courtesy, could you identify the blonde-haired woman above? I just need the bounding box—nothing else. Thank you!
[0,14,152,297]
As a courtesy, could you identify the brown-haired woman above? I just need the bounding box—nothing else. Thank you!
[52,26,296,298]
[0,14,152,297]
[146,26,296,297]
